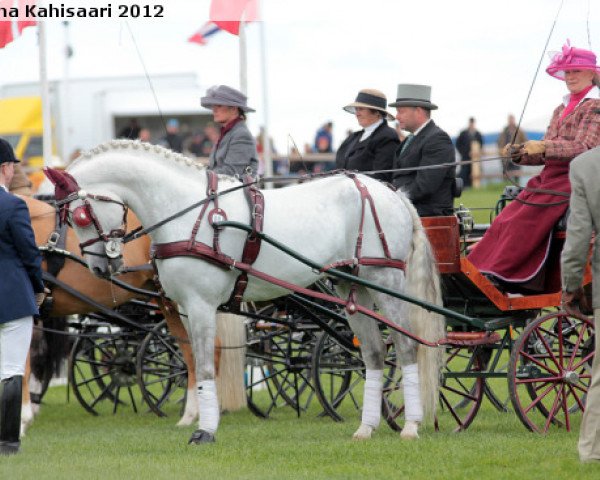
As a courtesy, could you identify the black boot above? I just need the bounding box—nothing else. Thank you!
[0,375,23,455]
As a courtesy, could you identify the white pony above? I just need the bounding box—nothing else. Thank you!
[46,140,445,444]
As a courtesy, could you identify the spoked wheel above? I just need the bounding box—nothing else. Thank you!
[508,311,594,433]
[69,323,143,416]
[312,326,364,421]
[136,320,188,417]
[382,344,485,433]
[244,303,319,418]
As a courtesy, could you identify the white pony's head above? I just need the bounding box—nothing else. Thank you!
[45,167,127,278]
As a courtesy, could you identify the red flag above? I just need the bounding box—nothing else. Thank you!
[18,0,37,33]
[209,0,258,36]
[0,0,14,48]
[0,21,13,49]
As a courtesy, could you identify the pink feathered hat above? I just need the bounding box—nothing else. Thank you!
[546,40,600,80]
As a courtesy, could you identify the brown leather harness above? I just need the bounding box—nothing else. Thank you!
[153,172,405,313]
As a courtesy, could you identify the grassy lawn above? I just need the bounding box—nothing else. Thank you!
[455,183,509,224]
[2,382,598,480]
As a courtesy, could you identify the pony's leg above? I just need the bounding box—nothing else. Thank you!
[338,284,386,440]
[20,353,33,437]
[362,268,424,440]
[184,300,219,445]
[159,300,198,427]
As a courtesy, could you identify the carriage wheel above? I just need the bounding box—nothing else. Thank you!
[508,311,594,433]
[136,320,188,417]
[382,344,485,433]
[244,304,318,418]
[311,327,364,421]
[69,324,142,416]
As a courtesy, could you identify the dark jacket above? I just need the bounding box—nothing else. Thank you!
[209,121,258,177]
[335,121,399,182]
[0,188,43,323]
[392,120,456,216]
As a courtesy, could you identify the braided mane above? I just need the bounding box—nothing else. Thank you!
[70,139,208,172]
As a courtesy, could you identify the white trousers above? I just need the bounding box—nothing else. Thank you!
[0,316,33,379]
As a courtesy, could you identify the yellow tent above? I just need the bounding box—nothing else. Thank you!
[0,96,45,168]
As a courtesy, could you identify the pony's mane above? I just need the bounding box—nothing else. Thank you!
[70,139,212,175]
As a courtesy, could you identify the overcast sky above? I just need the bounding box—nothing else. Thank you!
[0,0,597,152]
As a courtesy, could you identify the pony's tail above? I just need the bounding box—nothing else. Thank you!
[398,193,445,422]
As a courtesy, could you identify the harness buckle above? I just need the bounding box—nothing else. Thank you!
[46,231,60,250]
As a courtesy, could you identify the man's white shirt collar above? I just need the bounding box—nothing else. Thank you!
[413,119,432,137]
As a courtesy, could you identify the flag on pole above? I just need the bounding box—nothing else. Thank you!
[209,0,258,36]
[18,0,37,33]
[188,21,222,45]
[0,0,36,48]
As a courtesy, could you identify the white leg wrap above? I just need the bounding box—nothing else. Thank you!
[196,380,219,434]
[403,363,423,422]
[362,369,383,429]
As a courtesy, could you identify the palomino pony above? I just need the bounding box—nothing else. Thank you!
[46,140,445,444]
[21,196,200,433]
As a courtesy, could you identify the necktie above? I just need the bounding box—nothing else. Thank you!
[400,134,414,154]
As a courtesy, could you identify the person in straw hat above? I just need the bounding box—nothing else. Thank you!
[469,40,600,292]
[390,84,456,217]
[200,85,258,178]
[335,88,399,182]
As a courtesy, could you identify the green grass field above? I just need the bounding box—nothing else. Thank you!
[455,183,508,224]
[2,374,598,480]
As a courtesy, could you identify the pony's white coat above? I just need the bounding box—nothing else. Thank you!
[66,140,445,441]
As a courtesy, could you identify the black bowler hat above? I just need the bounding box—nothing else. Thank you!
[0,138,20,164]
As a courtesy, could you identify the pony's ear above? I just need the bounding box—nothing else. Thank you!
[44,167,80,200]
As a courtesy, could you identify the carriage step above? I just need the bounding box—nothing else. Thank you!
[444,331,501,346]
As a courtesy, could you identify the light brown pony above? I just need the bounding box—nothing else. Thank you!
[21,196,199,433]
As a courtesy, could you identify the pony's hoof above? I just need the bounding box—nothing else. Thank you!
[400,421,420,440]
[352,424,374,440]
[188,429,216,444]
[176,414,197,427]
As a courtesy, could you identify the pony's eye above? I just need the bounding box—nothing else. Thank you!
[72,205,93,228]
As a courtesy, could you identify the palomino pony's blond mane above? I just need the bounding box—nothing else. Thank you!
[69,139,239,185]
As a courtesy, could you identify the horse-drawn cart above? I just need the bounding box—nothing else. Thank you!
[41,140,594,443]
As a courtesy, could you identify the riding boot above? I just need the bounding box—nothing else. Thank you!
[0,375,23,455]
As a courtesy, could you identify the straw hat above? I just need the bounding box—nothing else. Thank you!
[388,84,438,110]
[546,40,600,80]
[343,89,394,121]
[200,85,255,112]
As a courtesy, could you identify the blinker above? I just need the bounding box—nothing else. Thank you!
[72,205,93,228]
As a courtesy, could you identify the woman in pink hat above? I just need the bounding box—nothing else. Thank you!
[468,40,600,291]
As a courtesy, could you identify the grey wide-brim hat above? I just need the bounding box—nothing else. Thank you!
[388,84,438,110]
[200,84,255,113]
[343,88,395,121]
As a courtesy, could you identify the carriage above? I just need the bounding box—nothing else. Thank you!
[40,140,594,443]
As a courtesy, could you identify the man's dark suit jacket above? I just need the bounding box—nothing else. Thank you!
[0,188,43,323]
[392,120,456,216]
[335,121,400,182]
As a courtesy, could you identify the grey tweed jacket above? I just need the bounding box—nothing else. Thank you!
[561,147,600,307]
[209,120,258,178]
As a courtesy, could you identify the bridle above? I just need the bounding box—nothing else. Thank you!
[55,188,129,260]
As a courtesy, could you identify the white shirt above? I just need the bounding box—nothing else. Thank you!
[359,119,384,142]
[0,184,7,192]
[413,118,432,137]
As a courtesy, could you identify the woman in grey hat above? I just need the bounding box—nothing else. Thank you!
[335,89,400,182]
[200,85,258,178]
